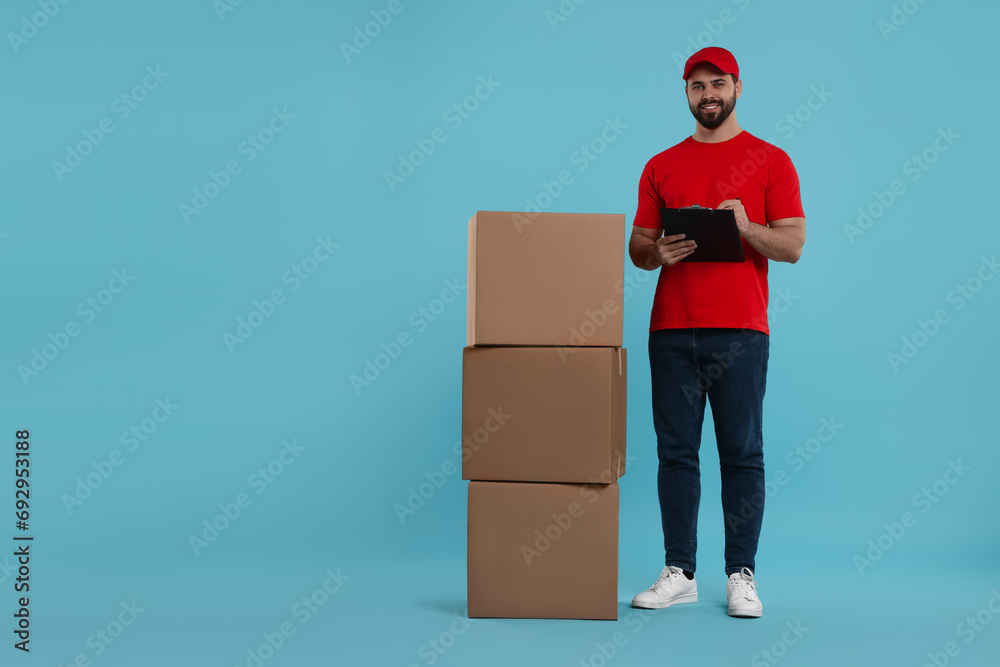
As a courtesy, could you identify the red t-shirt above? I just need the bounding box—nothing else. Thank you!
[633,130,804,336]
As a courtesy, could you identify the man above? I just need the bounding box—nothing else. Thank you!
[628,47,806,618]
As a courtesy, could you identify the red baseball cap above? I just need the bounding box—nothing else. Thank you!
[683,47,739,81]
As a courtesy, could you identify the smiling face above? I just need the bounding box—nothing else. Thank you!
[685,63,740,130]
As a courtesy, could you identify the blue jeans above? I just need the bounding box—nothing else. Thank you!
[648,327,769,576]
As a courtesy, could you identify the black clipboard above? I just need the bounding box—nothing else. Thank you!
[659,206,745,262]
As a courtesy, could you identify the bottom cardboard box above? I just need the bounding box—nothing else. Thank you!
[467,480,619,620]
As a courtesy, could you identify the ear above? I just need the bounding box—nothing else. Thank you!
[735,78,742,100]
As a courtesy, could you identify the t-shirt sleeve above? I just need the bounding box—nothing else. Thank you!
[764,149,805,223]
[634,160,664,229]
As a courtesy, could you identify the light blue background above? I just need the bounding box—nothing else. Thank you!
[2,0,998,665]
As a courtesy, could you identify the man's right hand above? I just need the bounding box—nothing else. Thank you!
[629,226,698,270]
[652,233,697,266]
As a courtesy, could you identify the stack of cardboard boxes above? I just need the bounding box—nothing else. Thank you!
[462,210,628,620]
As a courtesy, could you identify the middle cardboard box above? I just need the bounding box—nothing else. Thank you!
[462,345,627,484]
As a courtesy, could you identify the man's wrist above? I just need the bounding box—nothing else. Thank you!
[740,219,760,239]
[645,240,662,268]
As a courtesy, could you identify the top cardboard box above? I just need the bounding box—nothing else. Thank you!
[467,211,626,346]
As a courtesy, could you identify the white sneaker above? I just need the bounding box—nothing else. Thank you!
[631,565,698,609]
[727,567,763,618]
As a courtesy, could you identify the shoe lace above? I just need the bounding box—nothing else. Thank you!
[652,565,684,591]
[730,567,758,599]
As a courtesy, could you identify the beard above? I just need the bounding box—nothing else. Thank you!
[689,92,737,130]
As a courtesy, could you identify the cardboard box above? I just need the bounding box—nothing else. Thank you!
[462,346,626,483]
[467,210,626,346]
[467,480,619,619]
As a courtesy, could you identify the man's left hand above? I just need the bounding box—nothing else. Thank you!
[717,199,751,237]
